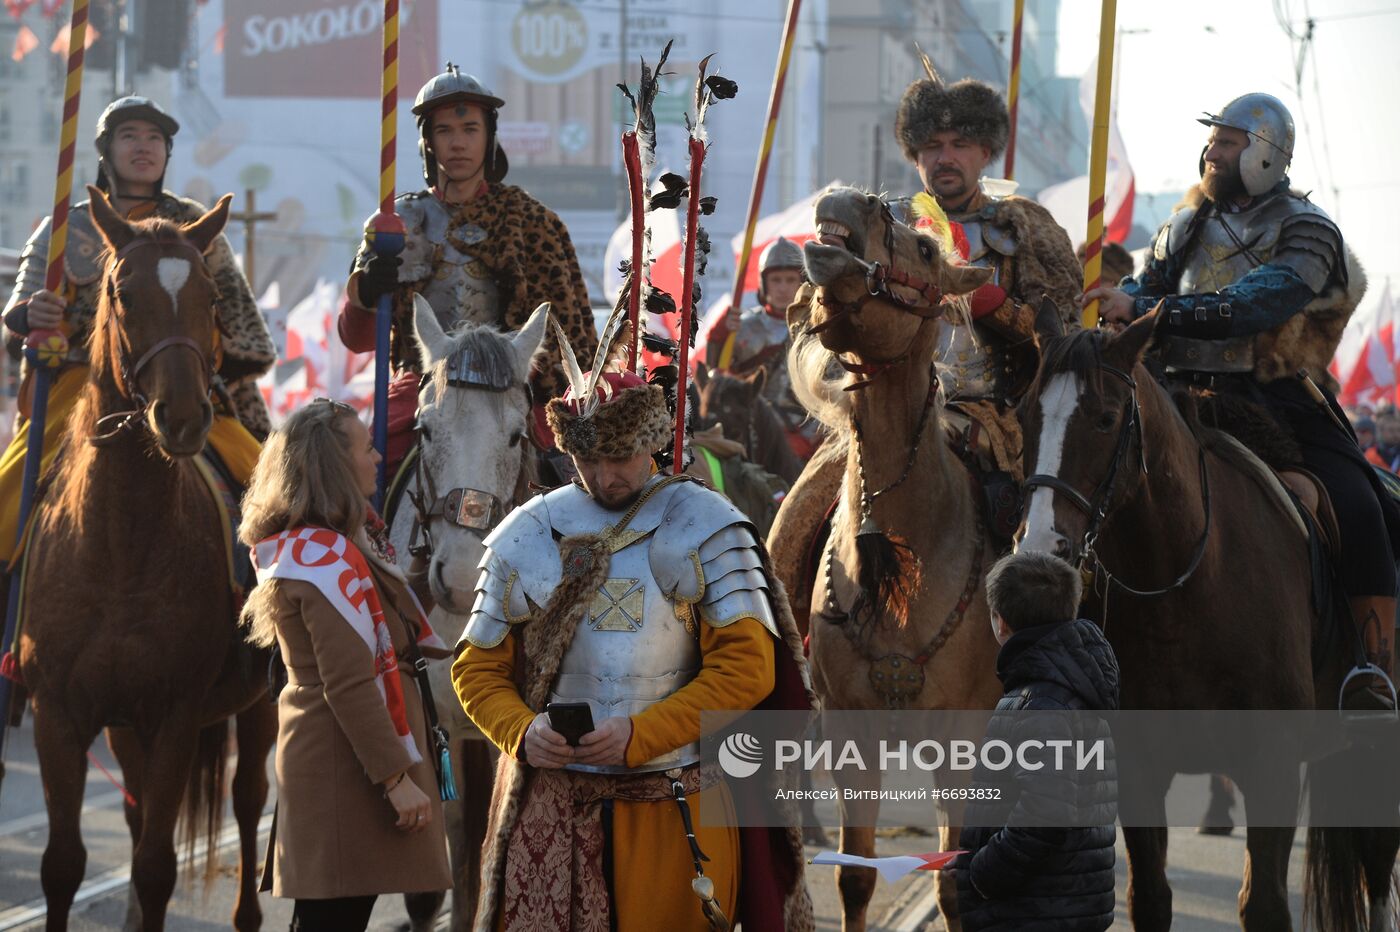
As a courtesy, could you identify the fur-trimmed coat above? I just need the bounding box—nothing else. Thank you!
[357,184,599,400]
[978,193,1084,331]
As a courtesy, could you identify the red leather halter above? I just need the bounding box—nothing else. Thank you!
[808,203,948,390]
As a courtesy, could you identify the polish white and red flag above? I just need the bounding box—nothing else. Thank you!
[1333,278,1398,409]
[810,850,965,882]
[1037,56,1135,249]
[258,279,374,424]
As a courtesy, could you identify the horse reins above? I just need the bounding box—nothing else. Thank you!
[1022,363,1213,599]
[92,238,218,446]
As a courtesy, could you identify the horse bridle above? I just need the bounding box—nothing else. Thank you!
[92,238,218,446]
[808,203,948,389]
[403,378,530,561]
[1022,363,1213,599]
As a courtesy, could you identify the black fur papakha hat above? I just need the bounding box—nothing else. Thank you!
[894,77,1010,161]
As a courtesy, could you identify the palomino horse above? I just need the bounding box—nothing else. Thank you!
[19,187,275,931]
[387,295,546,932]
[781,186,1003,931]
[695,364,805,484]
[1017,313,1400,930]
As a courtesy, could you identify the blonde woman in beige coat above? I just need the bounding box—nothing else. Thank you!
[240,399,451,931]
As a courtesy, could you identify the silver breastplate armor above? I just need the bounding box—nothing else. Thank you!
[551,537,703,774]
[1158,190,1340,375]
[933,207,1013,402]
[733,309,788,367]
[370,192,500,333]
[1178,204,1282,297]
[460,476,780,775]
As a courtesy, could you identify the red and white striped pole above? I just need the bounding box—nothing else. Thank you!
[713,0,803,372]
[1,0,89,772]
[365,0,406,507]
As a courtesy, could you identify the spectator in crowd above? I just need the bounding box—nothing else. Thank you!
[952,551,1119,932]
[1353,415,1376,453]
[240,399,451,932]
[1374,413,1400,472]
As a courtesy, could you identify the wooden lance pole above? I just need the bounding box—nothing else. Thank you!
[1081,0,1118,328]
[712,0,803,372]
[1004,0,1025,180]
[1,0,90,775]
[365,0,406,508]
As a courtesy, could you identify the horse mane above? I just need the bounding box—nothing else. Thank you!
[787,317,849,431]
[51,218,211,526]
[425,320,537,505]
[1030,327,1112,400]
[428,320,521,399]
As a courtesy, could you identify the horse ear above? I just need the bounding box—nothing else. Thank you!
[510,302,550,382]
[938,260,993,297]
[694,362,709,393]
[1034,296,1066,346]
[1109,301,1162,367]
[86,184,136,252]
[180,193,233,255]
[412,292,454,366]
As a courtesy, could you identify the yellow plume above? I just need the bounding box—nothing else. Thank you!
[911,192,955,257]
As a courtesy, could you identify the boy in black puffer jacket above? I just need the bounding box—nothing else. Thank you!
[953,551,1120,932]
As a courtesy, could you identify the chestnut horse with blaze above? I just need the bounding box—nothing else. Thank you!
[19,187,275,931]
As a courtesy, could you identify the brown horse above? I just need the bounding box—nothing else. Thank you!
[1016,313,1400,930]
[19,187,275,931]
[780,186,1003,931]
[694,364,805,484]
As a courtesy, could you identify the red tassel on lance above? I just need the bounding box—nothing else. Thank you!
[0,651,22,685]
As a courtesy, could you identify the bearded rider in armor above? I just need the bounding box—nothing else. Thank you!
[340,64,598,481]
[1088,93,1397,711]
[890,74,1081,480]
[0,96,275,570]
[451,319,815,931]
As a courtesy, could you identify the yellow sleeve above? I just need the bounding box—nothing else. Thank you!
[451,634,537,760]
[625,616,776,769]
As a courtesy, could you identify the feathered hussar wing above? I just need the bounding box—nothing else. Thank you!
[549,310,588,405]
[581,300,633,409]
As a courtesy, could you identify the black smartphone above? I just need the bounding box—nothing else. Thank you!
[546,701,596,747]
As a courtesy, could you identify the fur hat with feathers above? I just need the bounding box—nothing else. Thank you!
[895,77,1010,162]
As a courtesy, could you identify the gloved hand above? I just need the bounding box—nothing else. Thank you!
[356,253,403,308]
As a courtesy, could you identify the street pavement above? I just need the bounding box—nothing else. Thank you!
[0,716,1324,930]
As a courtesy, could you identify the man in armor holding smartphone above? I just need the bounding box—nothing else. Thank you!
[452,321,815,931]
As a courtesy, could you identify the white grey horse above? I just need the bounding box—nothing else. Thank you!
[389,295,547,932]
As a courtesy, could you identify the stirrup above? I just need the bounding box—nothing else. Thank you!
[1338,663,1399,724]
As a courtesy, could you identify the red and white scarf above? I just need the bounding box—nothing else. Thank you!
[251,526,445,763]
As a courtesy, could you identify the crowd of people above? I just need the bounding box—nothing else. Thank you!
[1,37,1392,929]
